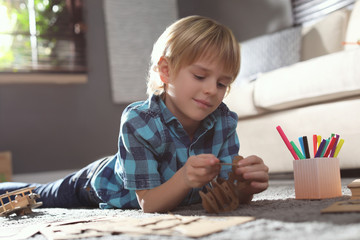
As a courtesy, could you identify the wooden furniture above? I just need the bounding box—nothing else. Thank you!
[0,151,12,182]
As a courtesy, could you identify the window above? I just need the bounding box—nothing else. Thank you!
[292,0,355,25]
[0,0,86,84]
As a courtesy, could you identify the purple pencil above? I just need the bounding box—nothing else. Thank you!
[315,139,326,158]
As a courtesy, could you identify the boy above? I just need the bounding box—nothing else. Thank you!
[0,16,269,213]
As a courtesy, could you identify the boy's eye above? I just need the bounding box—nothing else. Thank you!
[194,74,205,80]
[217,82,227,88]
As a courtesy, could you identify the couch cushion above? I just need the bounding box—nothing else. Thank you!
[236,97,360,173]
[301,9,350,61]
[345,0,360,50]
[253,48,360,111]
[224,81,266,118]
[234,27,301,85]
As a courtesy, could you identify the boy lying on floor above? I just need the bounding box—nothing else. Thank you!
[0,16,269,213]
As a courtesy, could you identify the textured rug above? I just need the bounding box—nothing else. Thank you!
[1,178,360,240]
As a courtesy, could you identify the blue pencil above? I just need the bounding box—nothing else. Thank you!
[298,137,306,157]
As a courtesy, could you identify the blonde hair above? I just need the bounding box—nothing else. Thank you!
[147,15,240,96]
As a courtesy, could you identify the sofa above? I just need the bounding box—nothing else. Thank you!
[224,1,360,173]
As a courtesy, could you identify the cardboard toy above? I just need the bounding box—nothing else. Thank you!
[348,179,360,200]
[321,200,360,213]
[321,179,360,213]
[0,187,42,217]
[199,155,247,213]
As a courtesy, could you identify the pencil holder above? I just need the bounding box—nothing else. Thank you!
[293,158,342,199]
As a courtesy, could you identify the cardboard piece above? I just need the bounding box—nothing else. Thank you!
[174,216,254,238]
[0,151,12,182]
[4,214,255,239]
[321,200,360,213]
[0,224,49,240]
[348,179,360,199]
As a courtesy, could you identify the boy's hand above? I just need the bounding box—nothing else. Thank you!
[182,154,221,188]
[234,155,269,199]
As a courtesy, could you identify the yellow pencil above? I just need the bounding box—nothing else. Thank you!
[317,135,322,148]
[333,139,344,157]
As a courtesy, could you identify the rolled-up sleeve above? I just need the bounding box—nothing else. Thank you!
[118,108,163,190]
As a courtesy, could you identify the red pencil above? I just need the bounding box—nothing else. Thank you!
[324,136,336,157]
[330,135,340,157]
[313,134,317,157]
[276,126,299,160]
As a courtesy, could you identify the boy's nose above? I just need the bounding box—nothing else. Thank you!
[203,81,217,95]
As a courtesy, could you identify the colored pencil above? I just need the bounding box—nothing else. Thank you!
[276,126,299,160]
[315,139,326,158]
[324,137,336,157]
[291,141,305,159]
[320,139,329,157]
[313,134,317,157]
[333,139,344,157]
[298,137,306,157]
[317,135,322,148]
[303,136,310,158]
[330,135,340,157]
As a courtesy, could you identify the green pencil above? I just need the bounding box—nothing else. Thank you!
[291,141,305,159]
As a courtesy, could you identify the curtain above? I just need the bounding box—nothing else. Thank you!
[103,0,178,104]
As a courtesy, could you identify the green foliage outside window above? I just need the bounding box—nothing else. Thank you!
[0,173,6,182]
[0,0,86,73]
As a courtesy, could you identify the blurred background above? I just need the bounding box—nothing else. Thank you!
[0,0,354,180]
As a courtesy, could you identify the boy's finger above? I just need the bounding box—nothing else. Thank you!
[249,181,269,193]
[242,171,269,182]
[189,155,219,167]
[237,155,263,167]
[235,164,269,175]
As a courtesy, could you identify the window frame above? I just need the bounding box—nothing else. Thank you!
[0,72,87,84]
[0,0,87,85]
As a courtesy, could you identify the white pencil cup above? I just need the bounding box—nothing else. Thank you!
[293,158,342,199]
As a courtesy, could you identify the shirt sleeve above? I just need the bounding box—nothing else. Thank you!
[117,107,164,190]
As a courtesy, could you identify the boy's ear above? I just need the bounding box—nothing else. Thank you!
[158,57,170,84]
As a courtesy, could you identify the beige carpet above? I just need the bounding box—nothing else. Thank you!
[1,178,360,240]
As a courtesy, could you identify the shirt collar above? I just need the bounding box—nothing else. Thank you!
[151,94,178,125]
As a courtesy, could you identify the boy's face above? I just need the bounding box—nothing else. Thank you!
[163,57,232,132]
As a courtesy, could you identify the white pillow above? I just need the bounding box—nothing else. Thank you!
[233,27,301,86]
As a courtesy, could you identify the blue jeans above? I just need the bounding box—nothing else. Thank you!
[0,158,108,208]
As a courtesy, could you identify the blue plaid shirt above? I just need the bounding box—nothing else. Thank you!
[91,95,239,209]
